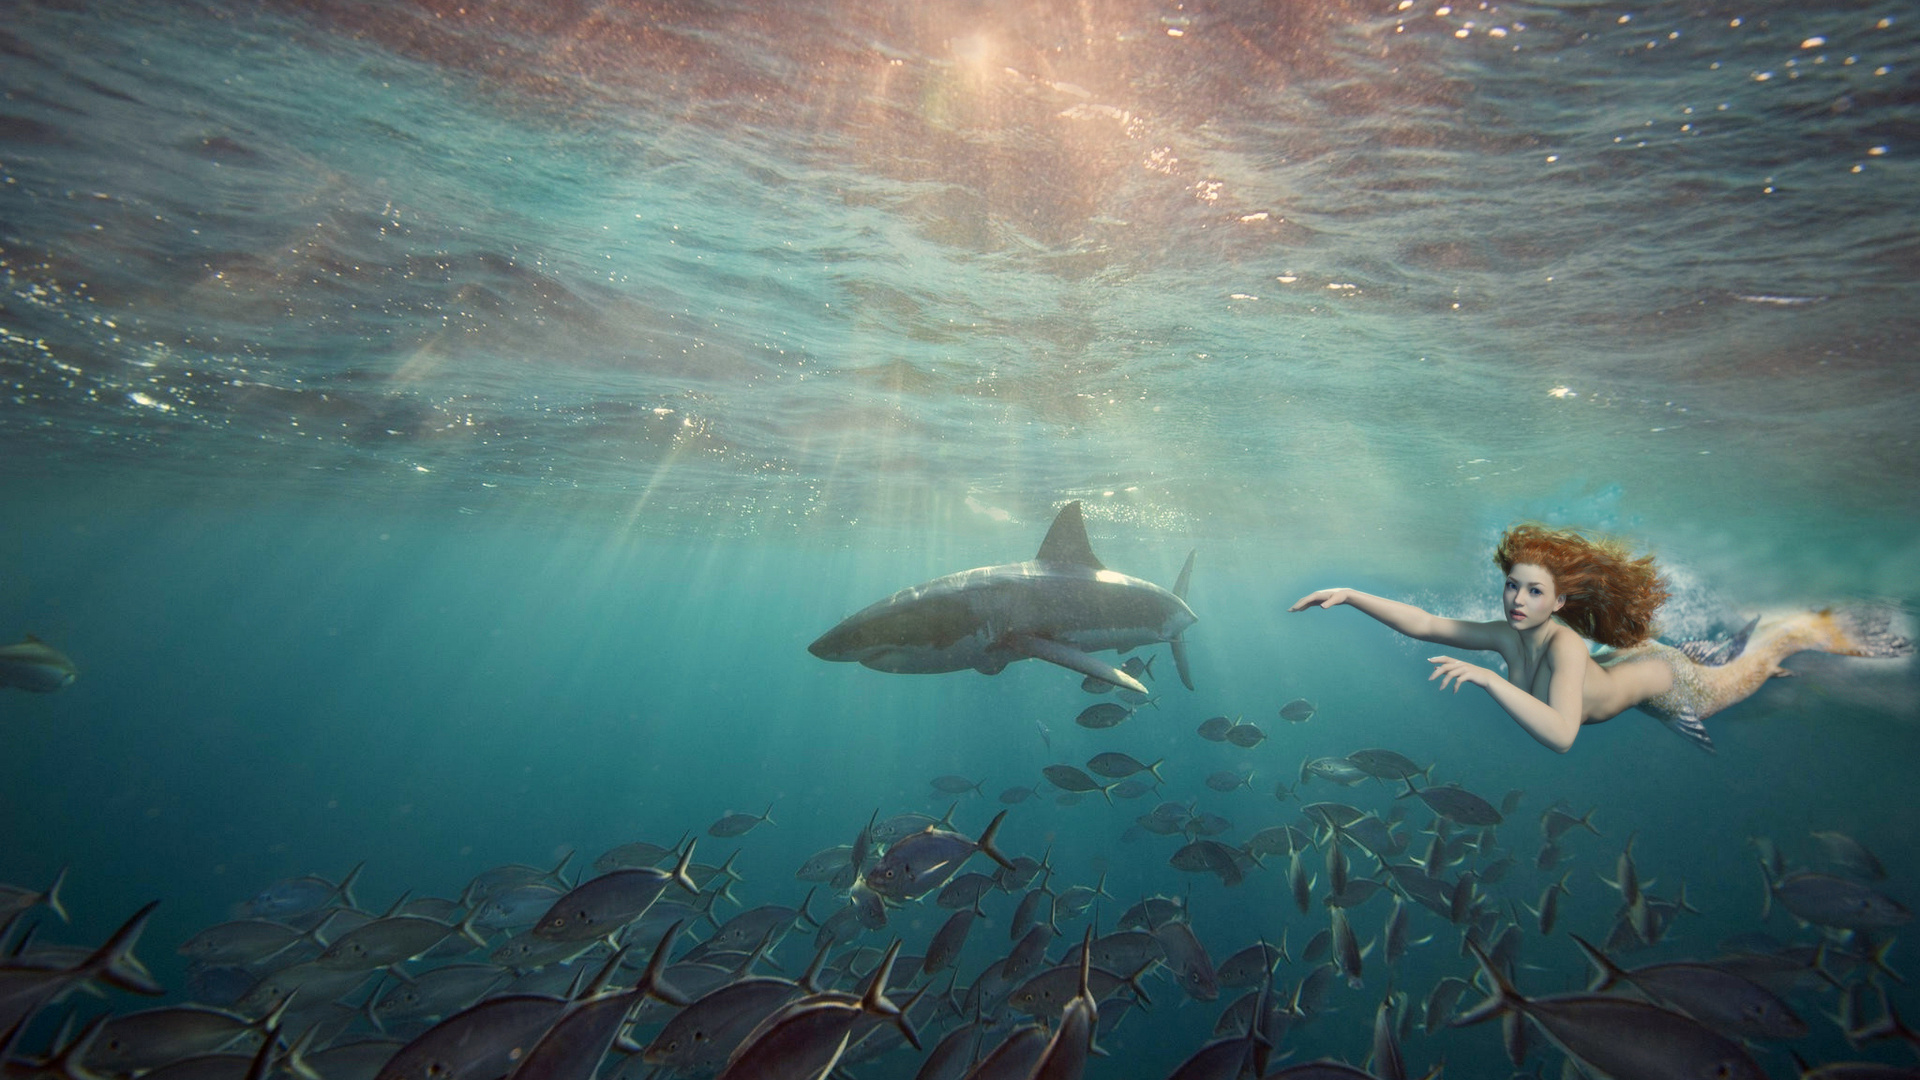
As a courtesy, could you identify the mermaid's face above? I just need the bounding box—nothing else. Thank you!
[1504,562,1565,630]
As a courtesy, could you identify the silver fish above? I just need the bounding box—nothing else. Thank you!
[1085,753,1161,781]
[1074,703,1132,729]
[931,775,985,795]
[794,845,852,883]
[84,1005,273,1074]
[935,872,997,911]
[709,802,776,838]
[175,918,316,966]
[1223,722,1267,748]
[0,867,68,924]
[531,845,698,942]
[1330,907,1363,988]
[1399,781,1502,826]
[1011,888,1056,941]
[1761,863,1910,930]
[1454,941,1766,1080]
[1571,934,1807,1041]
[241,863,363,920]
[370,965,509,1025]
[1278,699,1316,723]
[315,913,484,970]
[1151,920,1217,1002]
[0,635,77,691]
[864,810,1014,900]
[0,901,162,1033]
[1006,962,1149,1021]
[1205,770,1252,793]
[921,909,977,978]
[591,840,677,875]
[1811,830,1887,881]
[642,978,802,1075]
[1345,749,1426,782]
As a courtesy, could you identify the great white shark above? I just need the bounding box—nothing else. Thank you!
[808,501,1196,695]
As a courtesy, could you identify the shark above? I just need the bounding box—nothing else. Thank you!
[808,501,1196,695]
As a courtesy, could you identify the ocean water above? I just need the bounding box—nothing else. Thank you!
[1,0,1917,1076]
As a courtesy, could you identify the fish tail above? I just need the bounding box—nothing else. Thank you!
[47,1016,112,1080]
[1569,934,1625,992]
[1451,940,1521,1028]
[671,839,699,896]
[1757,856,1775,920]
[86,900,164,996]
[761,801,778,826]
[1803,607,1914,659]
[545,849,575,890]
[1148,759,1166,784]
[42,866,70,924]
[334,862,365,912]
[456,905,489,949]
[640,920,691,1007]
[976,810,1016,872]
[284,1023,324,1080]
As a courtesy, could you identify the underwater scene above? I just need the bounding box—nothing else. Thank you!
[2,0,1918,1077]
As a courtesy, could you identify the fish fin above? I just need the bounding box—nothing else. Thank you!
[456,905,489,949]
[545,850,575,890]
[47,1015,112,1080]
[1171,637,1195,691]
[1034,502,1105,570]
[1007,634,1148,694]
[39,866,70,925]
[671,839,699,896]
[284,1023,325,1080]
[1173,549,1195,600]
[1451,940,1520,1027]
[1649,706,1716,753]
[975,810,1017,872]
[88,900,164,996]
[334,862,365,913]
[1568,934,1624,992]
[1756,857,1776,921]
[642,921,691,1007]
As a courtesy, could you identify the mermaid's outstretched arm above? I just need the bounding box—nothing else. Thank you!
[1290,588,1510,651]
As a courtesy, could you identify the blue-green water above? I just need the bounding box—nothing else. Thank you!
[2,0,1917,1076]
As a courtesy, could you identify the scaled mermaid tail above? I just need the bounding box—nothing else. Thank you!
[1606,607,1913,753]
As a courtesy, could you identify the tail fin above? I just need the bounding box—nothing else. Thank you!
[976,810,1016,872]
[1172,550,1197,691]
[1451,940,1523,1028]
[1820,607,1914,659]
[1569,934,1628,992]
[89,900,165,996]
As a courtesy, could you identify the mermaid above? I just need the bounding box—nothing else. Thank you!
[1289,524,1911,752]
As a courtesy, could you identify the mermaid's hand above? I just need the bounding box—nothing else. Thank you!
[1289,588,1351,612]
[1428,655,1493,692]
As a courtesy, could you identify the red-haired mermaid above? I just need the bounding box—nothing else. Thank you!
[1289,524,1911,752]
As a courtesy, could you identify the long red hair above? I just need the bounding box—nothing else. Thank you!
[1494,524,1669,648]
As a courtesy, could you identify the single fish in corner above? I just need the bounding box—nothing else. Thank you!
[0,635,78,692]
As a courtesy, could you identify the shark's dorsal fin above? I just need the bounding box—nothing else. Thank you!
[1035,502,1105,570]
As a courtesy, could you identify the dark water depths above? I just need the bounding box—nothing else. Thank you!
[2,0,1917,1076]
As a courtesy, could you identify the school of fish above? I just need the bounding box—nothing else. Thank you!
[4,642,1916,1080]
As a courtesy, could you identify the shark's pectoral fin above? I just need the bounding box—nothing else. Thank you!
[1171,637,1196,691]
[1006,634,1149,695]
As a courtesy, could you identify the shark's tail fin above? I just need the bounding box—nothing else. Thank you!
[1172,549,1197,691]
